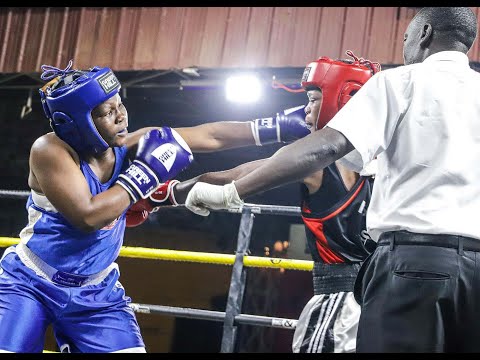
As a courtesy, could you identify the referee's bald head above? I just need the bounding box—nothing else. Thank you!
[414,7,477,51]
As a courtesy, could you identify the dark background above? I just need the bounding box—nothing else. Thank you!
[0,67,315,352]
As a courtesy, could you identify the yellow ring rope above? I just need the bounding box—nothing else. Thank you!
[0,237,313,271]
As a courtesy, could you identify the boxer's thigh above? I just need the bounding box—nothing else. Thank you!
[53,269,145,353]
[0,251,52,353]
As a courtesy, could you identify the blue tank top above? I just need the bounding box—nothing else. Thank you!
[19,146,129,275]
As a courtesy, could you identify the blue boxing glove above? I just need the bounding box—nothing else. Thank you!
[250,105,310,146]
[116,128,194,202]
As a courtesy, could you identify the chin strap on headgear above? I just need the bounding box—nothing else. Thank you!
[38,60,121,155]
[301,50,381,130]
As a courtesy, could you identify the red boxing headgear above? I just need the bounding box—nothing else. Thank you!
[301,50,381,130]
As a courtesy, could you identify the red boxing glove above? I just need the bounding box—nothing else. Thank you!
[132,179,180,213]
[125,208,149,227]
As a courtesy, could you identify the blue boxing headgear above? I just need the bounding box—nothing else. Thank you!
[38,60,121,155]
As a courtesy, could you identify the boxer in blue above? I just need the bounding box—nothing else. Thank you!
[0,60,309,353]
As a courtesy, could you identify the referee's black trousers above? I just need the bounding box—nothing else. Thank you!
[354,230,480,353]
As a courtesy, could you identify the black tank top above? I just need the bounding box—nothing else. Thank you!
[301,163,375,264]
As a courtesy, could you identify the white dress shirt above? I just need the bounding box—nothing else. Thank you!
[327,51,480,242]
[338,149,378,177]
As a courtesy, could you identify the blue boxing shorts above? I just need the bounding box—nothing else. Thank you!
[0,245,145,353]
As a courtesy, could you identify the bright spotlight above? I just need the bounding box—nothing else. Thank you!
[225,74,262,103]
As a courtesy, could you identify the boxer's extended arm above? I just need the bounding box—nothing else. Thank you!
[174,159,268,204]
[185,128,353,216]
[125,159,267,227]
[174,122,256,152]
[126,123,254,156]
[235,127,353,198]
[130,159,269,216]
[175,108,309,152]
[125,106,309,154]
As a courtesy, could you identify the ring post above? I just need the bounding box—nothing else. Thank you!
[220,206,255,353]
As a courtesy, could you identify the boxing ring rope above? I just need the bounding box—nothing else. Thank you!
[0,189,30,199]
[130,303,297,329]
[0,237,312,271]
[0,189,301,216]
[1,189,306,352]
